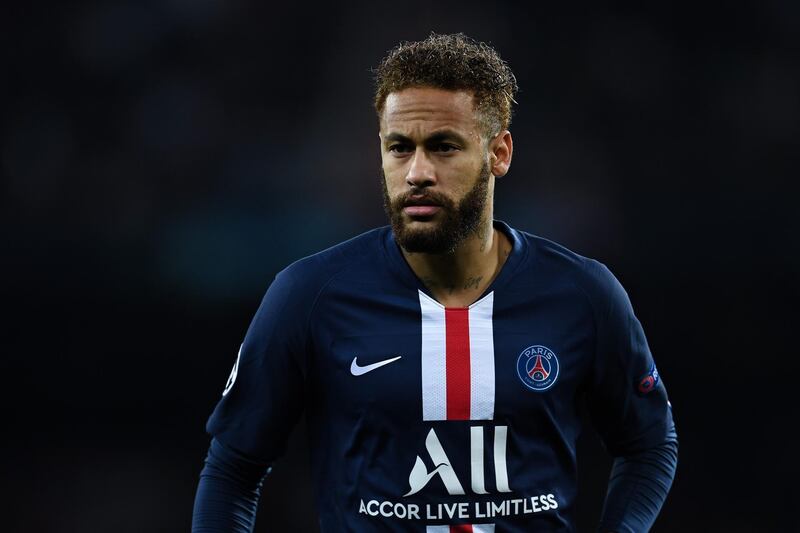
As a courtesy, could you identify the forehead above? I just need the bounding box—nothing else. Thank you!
[381,87,481,139]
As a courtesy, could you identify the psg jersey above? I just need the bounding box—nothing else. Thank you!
[207,221,674,532]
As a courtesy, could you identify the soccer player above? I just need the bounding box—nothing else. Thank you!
[192,33,677,532]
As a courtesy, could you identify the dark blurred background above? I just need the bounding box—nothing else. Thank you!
[2,1,798,531]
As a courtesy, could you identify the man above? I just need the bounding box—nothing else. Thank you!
[192,33,677,532]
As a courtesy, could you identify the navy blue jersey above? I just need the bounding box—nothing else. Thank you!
[206,221,674,532]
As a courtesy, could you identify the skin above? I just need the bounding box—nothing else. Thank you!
[379,87,514,307]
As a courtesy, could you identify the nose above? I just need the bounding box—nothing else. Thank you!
[406,148,436,188]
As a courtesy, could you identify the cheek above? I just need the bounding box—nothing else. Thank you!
[442,165,477,194]
[382,164,407,191]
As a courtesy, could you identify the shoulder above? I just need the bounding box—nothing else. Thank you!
[272,226,391,299]
[245,226,390,342]
[512,227,625,310]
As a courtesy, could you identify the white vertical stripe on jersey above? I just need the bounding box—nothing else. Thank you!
[468,292,495,420]
[420,291,447,421]
[419,290,496,421]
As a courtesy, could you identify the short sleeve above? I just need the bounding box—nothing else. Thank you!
[206,267,311,463]
[587,264,674,457]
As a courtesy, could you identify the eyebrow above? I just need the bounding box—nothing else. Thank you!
[383,129,469,146]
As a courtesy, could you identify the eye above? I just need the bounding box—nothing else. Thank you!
[433,143,459,153]
[388,143,413,154]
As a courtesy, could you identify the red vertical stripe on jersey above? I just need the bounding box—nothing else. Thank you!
[450,525,473,533]
[445,308,471,420]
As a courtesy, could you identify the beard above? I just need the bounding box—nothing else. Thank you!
[382,161,491,254]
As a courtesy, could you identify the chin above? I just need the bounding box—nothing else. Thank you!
[397,226,457,254]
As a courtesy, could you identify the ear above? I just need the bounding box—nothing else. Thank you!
[489,130,513,177]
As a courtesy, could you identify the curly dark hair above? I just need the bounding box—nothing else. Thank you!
[373,33,518,136]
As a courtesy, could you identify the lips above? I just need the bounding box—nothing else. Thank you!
[403,205,441,217]
[402,195,442,217]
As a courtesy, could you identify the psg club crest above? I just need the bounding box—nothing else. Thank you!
[517,345,559,392]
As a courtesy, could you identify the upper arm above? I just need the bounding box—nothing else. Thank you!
[586,263,675,456]
[205,267,315,462]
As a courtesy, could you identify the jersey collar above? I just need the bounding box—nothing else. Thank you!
[381,219,529,304]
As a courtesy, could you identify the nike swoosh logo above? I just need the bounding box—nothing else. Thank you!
[350,355,402,376]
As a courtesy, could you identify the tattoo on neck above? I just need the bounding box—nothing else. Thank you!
[422,276,484,293]
[464,276,483,290]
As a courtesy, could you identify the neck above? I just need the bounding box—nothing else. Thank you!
[401,219,511,307]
